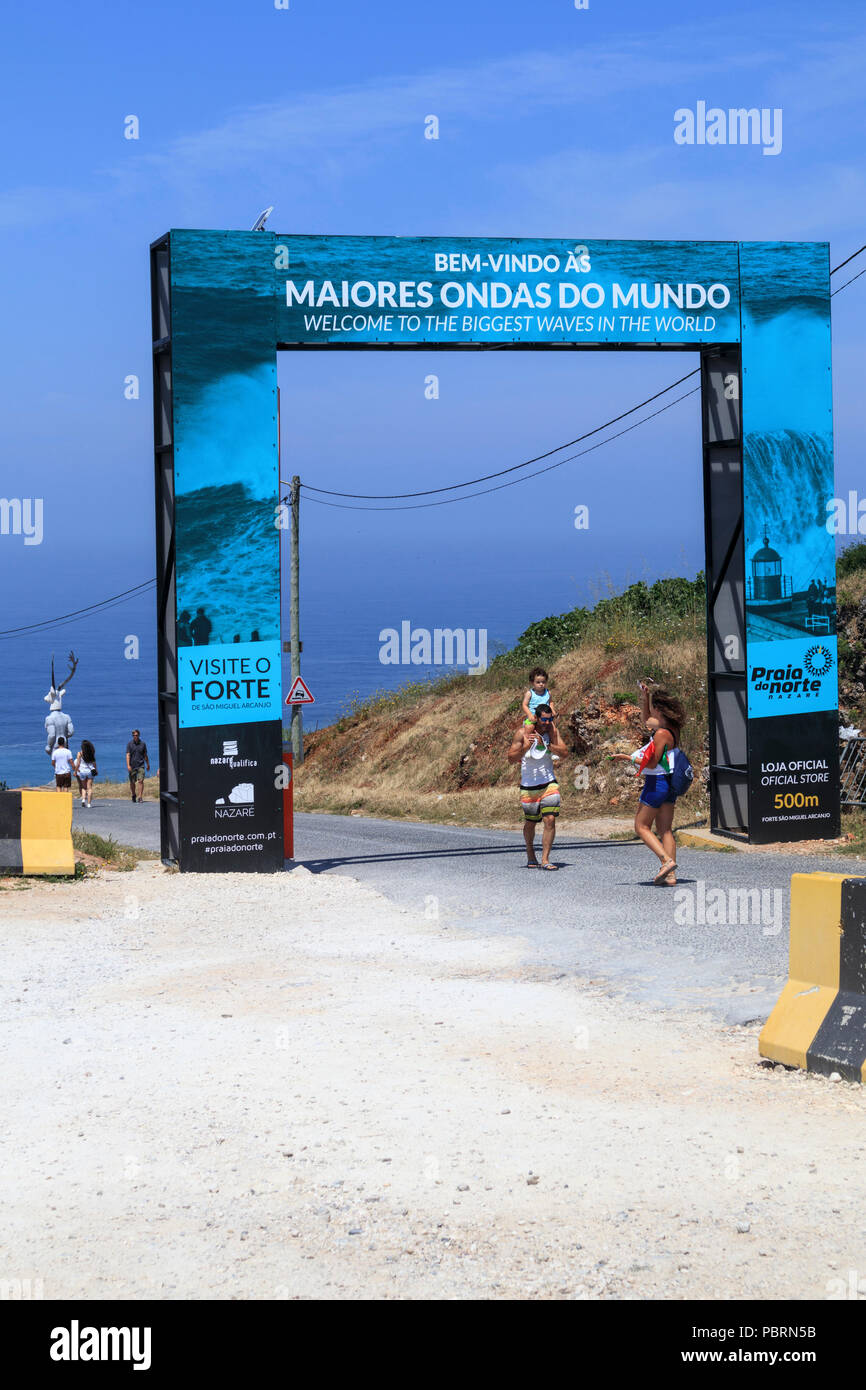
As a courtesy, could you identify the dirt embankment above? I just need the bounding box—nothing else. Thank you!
[294,572,866,850]
[294,641,710,827]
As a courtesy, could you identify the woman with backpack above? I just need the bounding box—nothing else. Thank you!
[73,738,98,807]
[613,680,691,885]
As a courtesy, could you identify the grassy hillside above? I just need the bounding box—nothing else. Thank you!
[294,575,711,826]
[295,549,866,831]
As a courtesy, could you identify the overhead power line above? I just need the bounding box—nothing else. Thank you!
[298,367,700,500]
[831,241,866,275]
[831,265,866,296]
[300,385,701,512]
[0,580,155,641]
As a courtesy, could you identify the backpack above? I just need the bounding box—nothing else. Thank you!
[669,749,694,798]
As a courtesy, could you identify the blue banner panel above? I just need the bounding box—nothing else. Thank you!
[740,241,839,841]
[171,230,280,702]
[274,236,742,347]
[167,230,283,869]
[178,639,282,728]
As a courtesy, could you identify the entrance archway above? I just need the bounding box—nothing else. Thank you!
[150,232,840,869]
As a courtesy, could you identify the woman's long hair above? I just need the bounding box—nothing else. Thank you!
[81,739,96,763]
[650,689,686,746]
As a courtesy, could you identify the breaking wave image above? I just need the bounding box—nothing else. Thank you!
[175,482,280,645]
[743,429,835,590]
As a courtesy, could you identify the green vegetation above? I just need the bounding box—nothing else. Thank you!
[837,540,866,580]
[335,573,711,729]
[838,810,866,858]
[2,859,88,889]
[72,830,159,872]
[335,678,444,727]
[496,573,707,667]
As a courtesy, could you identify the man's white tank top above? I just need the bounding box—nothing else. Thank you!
[520,735,556,787]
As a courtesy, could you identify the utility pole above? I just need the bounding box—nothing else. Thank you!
[289,474,304,765]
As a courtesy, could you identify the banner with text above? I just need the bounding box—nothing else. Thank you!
[274,236,741,347]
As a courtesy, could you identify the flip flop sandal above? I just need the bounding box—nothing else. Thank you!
[653,858,677,885]
[526,861,539,868]
[540,863,559,871]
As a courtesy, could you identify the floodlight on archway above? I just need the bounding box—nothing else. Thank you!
[150,232,840,870]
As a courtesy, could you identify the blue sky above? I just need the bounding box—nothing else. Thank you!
[2,0,864,644]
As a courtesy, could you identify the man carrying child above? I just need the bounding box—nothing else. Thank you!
[507,703,568,870]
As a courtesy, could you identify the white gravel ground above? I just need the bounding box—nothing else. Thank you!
[2,861,866,1301]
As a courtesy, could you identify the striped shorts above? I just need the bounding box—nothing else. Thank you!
[520,781,561,822]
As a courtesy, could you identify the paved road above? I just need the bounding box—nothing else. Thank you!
[77,799,162,852]
[78,800,866,1023]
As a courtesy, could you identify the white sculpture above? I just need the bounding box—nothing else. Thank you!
[44,652,78,755]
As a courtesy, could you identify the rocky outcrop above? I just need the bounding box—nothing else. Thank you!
[839,595,866,715]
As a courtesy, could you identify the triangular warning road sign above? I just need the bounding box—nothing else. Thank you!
[285,676,315,705]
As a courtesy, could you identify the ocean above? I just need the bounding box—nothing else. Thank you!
[0,574,538,790]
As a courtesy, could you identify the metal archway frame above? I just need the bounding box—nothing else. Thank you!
[151,232,840,869]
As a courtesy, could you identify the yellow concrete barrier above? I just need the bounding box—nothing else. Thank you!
[0,790,74,876]
[760,872,866,1081]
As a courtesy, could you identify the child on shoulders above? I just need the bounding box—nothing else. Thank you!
[521,667,557,725]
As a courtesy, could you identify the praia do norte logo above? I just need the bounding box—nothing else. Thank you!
[752,648,833,692]
[749,642,836,710]
[379,622,488,674]
[804,645,834,678]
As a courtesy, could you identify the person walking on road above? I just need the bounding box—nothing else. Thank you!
[126,729,150,802]
[507,704,568,869]
[74,738,98,807]
[613,680,685,885]
[51,736,75,791]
